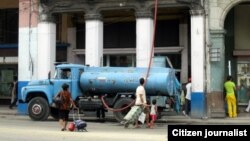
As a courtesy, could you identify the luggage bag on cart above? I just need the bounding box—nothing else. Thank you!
[123,105,143,128]
[68,109,87,132]
[74,119,87,132]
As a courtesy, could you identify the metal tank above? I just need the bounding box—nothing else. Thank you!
[80,66,180,96]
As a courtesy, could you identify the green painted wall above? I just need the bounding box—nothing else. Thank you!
[210,30,225,92]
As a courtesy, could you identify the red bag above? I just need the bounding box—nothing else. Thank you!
[68,122,75,131]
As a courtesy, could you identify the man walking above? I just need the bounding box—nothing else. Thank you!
[183,78,191,116]
[9,76,18,109]
[134,77,147,128]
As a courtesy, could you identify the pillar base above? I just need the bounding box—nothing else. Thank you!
[17,103,28,115]
[191,92,206,118]
[207,91,226,118]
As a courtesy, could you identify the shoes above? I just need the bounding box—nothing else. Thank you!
[182,111,186,116]
[146,123,151,128]
[124,122,129,128]
[98,117,105,122]
[120,121,126,125]
[134,125,141,128]
[61,128,66,131]
[245,110,249,113]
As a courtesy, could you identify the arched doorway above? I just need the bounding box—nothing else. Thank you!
[224,2,250,112]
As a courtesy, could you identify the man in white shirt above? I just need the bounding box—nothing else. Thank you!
[134,78,147,128]
[183,78,191,116]
[135,78,147,106]
[9,76,18,109]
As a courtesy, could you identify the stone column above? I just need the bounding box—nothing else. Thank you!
[179,23,188,83]
[209,29,226,118]
[135,11,153,67]
[19,0,39,81]
[67,15,77,64]
[84,13,103,67]
[190,9,206,118]
[37,12,56,79]
[210,30,226,91]
[190,9,205,93]
[18,0,39,114]
[67,27,76,63]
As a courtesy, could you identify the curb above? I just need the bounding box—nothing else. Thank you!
[1,108,250,124]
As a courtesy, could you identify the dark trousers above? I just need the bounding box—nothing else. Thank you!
[184,99,191,115]
[9,98,18,108]
[96,107,105,118]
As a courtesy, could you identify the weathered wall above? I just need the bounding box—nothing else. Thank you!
[208,0,250,117]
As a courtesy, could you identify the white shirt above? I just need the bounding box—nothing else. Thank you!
[135,85,146,105]
[11,81,17,103]
[150,105,157,115]
[185,82,192,100]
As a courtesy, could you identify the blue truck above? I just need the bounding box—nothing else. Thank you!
[19,62,181,122]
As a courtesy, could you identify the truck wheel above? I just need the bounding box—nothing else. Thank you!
[113,97,134,122]
[50,107,59,120]
[28,97,50,121]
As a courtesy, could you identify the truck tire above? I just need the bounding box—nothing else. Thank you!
[28,97,50,121]
[113,97,134,122]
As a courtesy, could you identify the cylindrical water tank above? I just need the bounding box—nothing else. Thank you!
[80,66,180,96]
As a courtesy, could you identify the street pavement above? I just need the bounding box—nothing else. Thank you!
[1,105,250,124]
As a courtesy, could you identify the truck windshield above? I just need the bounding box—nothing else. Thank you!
[55,68,71,79]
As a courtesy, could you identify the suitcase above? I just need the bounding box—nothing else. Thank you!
[123,105,143,128]
[71,109,88,132]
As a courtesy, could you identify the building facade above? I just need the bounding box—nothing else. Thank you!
[20,0,205,117]
[0,0,18,100]
[208,0,250,117]
[0,0,250,118]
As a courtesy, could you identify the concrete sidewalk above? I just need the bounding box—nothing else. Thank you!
[159,110,250,124]
[1,105,250,124]
[0,105,18,115]
[160,114,250,124]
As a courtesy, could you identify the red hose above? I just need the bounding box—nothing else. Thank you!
[101,95,135,112]
[145,0,158,85]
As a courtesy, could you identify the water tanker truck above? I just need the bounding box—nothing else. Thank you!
[19,63,181,122]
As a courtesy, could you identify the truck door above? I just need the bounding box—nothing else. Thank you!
[69,68,83,100]
[53,68,72,96]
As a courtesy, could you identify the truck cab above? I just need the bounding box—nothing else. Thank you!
[20,64,85,121]
[53,65,85,101]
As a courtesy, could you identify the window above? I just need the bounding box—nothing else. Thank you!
[237,62,250,104]
[0,9,18,44]
[56,68,71,79]
[103,55,135,67]
[104,22,136,49]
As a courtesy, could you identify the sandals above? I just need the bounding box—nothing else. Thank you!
[134,125,141,128]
